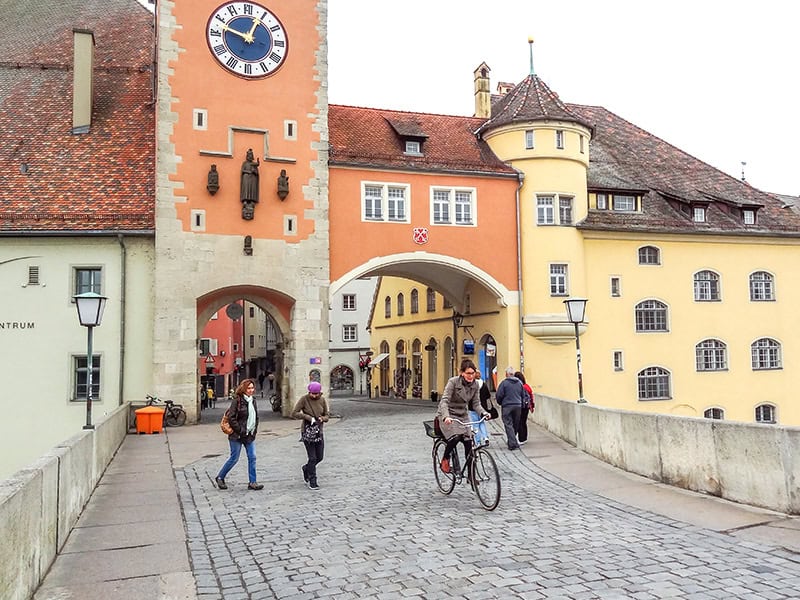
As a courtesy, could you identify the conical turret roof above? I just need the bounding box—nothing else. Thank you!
[479,74,593,134]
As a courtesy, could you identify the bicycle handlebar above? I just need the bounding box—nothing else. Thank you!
[449,416,488,426]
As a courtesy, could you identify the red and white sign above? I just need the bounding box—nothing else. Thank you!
[413,227,429,245]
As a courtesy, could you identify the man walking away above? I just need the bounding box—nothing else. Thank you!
[495,367,525,450]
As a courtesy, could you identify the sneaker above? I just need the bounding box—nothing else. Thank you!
[440,458,450,473]
[519,440,528,446]
[215,477,227,490]
[309,481,320,490]
[248,482,264,490]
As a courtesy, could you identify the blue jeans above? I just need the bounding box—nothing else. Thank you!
[217,439,257,483]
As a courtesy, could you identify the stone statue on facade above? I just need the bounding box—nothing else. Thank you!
[240,149,260,220]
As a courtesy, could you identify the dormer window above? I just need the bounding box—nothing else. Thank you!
[404,140,422,155]
[693,206,706,222]
[743,209,755,225]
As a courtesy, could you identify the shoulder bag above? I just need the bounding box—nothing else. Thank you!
[301,401,323,443]
[220,398,237,435]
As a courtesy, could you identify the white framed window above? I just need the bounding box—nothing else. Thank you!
[559,197,573,225]
[284,120,297,141]
[743,209,755,225]
[596,193,607,210]
[404,140,421,154]
[637,366,671,400]
[549,264,568,296]
[199,338,218,356]
[693,207,706,222]
[283,215,296,236]
[579,134,585,153]
[638,246,661,265]
[342,294,356,310]
[610,276,621,297]
[704,407,724,420]
[751,338,782,370]
[74,267,102,297]
[426,288,436,312]
[362,182,410,223]
[755,403,776,424]
[749,271,775,301]
[73,355,101,402]
[525,130,535,149]
[342,324,357,342]
[193,109,208,131]
[693,270,721,301]
[537,196,555,225]
[411,289,419,314]
[635,300,668,332]
[555,130,565,149]
[612,195,636,211]
[431,187,476,225]
[190,209,206,232]
[613,350,624,371]
[696,339,727,371]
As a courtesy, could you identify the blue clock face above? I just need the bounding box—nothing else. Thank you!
[206,2,288,79]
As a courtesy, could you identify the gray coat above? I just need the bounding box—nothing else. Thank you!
[436,375,486,440]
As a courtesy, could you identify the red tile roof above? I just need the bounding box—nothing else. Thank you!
[0,0,155,234]
[329,105,517,177]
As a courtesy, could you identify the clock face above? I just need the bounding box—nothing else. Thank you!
[206,2,288,79]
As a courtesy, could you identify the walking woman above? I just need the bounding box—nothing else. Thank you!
[291,381,330,490]
[215,379,264,491]
[515,371,534,445]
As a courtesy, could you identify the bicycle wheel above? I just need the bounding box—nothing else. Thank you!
[165,408,187,427]
[470,448,501,510]
[433,439,455,495]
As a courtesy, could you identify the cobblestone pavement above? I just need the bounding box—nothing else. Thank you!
[177,398,800,599]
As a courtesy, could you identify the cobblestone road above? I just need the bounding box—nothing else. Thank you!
[177,398,800,599]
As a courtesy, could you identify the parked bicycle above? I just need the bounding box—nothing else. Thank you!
[145,394,187,427]
[425,415,501,511]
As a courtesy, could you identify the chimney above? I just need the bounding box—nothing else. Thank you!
[72,29,95,134]
[473,62,491,119]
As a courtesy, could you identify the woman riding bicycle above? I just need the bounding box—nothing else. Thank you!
[436,359,492,473]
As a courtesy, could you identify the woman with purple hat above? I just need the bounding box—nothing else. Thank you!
[291,381,330,490]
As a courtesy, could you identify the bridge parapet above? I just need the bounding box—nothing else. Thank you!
[532,394,800,514]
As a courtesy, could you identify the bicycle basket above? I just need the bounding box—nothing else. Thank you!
[423,420,437,439]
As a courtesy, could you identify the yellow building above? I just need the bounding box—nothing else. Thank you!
[370,64,800,426]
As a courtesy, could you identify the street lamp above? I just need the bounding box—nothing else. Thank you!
[74,292,107,429]
[563,298,588,404]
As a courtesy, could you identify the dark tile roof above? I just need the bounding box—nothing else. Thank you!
[569,104,800,236]
[329,105,517,177]
[481,74,593,134]
[0,0,155,234]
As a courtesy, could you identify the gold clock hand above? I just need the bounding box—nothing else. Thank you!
[221,23,249,42]
[243,18,260,44]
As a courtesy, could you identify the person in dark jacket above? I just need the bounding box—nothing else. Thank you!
[436,359,492,473]
[495,366,525,450]
[215,379,263,491]
[292,381,330,490]
[515,371,534,445]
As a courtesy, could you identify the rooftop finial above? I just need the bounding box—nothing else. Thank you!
[528,36,535,75]
[741,161,747,182]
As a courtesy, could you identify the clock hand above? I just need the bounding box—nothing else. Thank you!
[221,23,249,42]
[246,18,259,39]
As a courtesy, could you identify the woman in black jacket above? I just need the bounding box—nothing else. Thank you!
[215,379,263,491]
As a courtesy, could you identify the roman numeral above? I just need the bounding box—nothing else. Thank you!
[226,6,238,16]
[210,29,222,37]
[269,25,281,32]
[243,3,253,15]
[259,10,268,20]
[269,52,282,63]
[274,40,285,47]
[259,61,269,73]
[244,63,252,75]
[213,44,226,55]
[226,56,239,68]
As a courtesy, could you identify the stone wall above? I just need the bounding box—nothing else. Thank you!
[532,394,800,514]
[0,405,128,600]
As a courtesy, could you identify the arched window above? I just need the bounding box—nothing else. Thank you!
[384,296,391,319]
[695,339,727,371]
[638,246,660,265]
[704,407,724,420]
[426,288,436,312]
[749,271,775,301]
[637,366,671,400]
[635,300,668,332]
[397,293,405,316]
[694,270,721,301]
[410,289,419,314]
[751,338,782,370]
[755,403,776,424]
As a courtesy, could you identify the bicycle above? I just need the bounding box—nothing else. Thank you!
[145,394,187,427]
[425,415,501,511]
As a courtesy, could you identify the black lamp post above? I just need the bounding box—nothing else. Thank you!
[74,292,108,429]
[563,298,588,404]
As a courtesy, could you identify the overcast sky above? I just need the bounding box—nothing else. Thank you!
[328,1,799,197]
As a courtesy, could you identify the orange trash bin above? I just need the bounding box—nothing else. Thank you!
[135,406,165,434]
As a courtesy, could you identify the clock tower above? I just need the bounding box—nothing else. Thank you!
[154,0,329,418]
